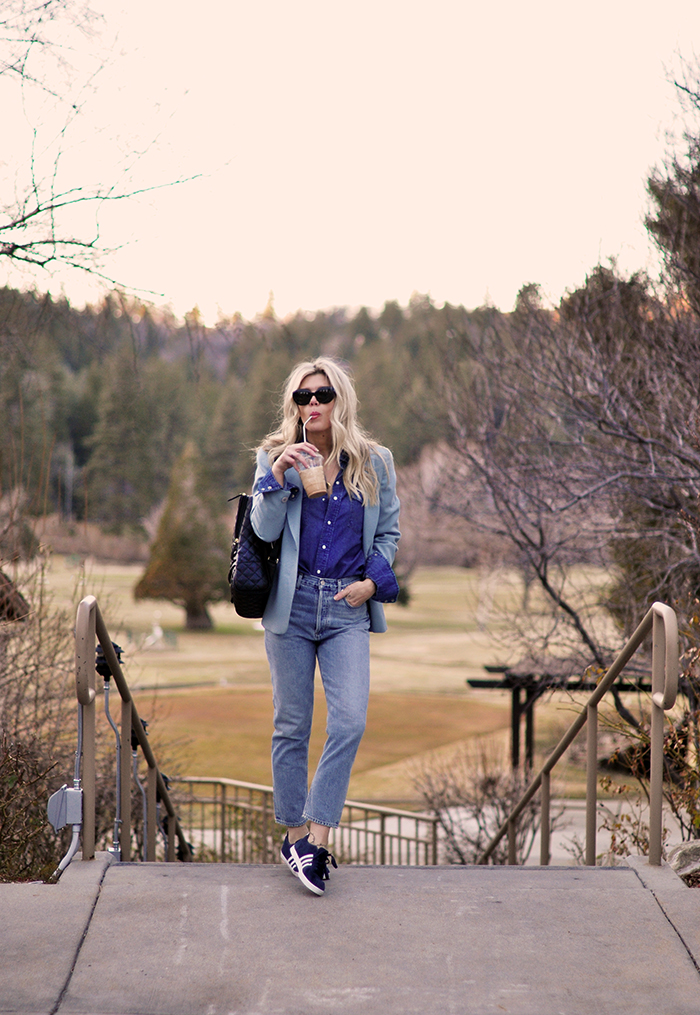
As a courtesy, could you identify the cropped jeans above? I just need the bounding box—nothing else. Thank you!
[264,573,370,828]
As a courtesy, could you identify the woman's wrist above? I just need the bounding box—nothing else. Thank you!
[357,578,377,603]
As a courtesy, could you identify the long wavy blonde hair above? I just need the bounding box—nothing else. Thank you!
[260,357,380,505]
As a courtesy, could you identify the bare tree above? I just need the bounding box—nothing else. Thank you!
[431,269,700,855]
[0,0,196,282]
[412,743,554,865]
[441,271,700,670]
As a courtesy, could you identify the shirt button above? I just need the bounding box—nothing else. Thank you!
[317,570,321,574]
[322,545,326,549]
[327,520,331,525]
[333,496,338,500]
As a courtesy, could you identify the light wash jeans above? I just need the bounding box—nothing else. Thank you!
[264,573,370,828]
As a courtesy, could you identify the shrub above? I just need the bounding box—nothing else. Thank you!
[412,744,559,865]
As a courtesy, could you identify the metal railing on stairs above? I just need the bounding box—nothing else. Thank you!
[478,602,679,866]
[50,594,435,872]
[49,595,191,873]
[171,777,439,865]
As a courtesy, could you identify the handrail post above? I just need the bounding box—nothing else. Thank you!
[540,770,551,865]
[82,702,96,860]
[585,702,598,866]
[262,786,269,863]
[220,783,227,862]
[507,817,516,864]
[146,765,157,861]
[120,697,132,861]
[167,816,176,861]
[649,694,664,866]
[75,597,97,860]
[649,604,679,865]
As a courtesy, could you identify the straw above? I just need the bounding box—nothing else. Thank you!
[302,419,308,443]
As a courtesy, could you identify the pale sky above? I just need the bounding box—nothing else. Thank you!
[3,0,700,323]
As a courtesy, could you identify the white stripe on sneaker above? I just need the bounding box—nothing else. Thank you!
[282,853,298,876]
[290,843,325,895]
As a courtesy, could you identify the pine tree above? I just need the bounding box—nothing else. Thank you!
[134,442,229,630]
[86,353,190,531]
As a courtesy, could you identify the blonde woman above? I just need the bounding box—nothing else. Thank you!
[251,357,400,895]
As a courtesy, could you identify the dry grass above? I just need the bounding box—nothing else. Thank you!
[142,686,511,799]
[31,555,614,802]
[34,557,528,694]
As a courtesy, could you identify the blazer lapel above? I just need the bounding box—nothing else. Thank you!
[362,501,379,556]
[283,467,302,547]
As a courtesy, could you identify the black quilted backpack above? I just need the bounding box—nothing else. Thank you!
[228,494,282,618]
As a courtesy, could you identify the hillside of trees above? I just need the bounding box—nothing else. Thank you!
[0,287,468,539]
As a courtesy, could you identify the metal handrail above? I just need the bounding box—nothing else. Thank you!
[75,594,191,863]
[172,776,439,865]
[478,602,678,866]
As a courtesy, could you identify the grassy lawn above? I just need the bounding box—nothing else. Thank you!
[35,555,616,803]
[138,686,512,802]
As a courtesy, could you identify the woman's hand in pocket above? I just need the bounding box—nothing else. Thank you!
[334,579,376,607]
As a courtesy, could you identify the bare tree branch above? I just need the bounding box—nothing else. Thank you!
[440,268,700,676]
[0,0,198,287]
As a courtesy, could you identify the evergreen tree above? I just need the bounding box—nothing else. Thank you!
[0,288,69,515]
[85,353,190,531]
[205,374,246,494]
[134,442,230,630]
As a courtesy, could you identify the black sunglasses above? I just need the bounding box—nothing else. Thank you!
[292,386,336,405]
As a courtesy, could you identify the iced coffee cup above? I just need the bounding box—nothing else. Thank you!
[297,452,327,498]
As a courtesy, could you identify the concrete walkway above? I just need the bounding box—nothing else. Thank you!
[2,854,699,1015]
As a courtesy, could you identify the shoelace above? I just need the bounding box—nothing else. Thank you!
[312,846,338,881]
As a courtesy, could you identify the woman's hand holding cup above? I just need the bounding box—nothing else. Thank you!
[295,448,327,499]
[272,442,326,497]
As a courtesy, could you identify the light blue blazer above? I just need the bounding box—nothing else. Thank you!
[251,446,401,635]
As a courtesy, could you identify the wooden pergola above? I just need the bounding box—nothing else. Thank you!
[468,656,651,770]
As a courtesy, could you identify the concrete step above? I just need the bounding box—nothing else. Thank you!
[0,851,113,1015]
[2,854,699,1015]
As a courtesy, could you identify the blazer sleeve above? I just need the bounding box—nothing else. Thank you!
[366,448,401,601]
[372,448,401,563]
[250,449,296,542]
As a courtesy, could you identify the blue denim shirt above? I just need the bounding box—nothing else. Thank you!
[298,468,366,579]
[259,454,365,580]
[254,448,397,613]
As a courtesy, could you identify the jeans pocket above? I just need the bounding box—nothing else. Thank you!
[341,597,367,612]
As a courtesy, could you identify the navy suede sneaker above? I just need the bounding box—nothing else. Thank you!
[290,834,338,895]
[280,834,299,876]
